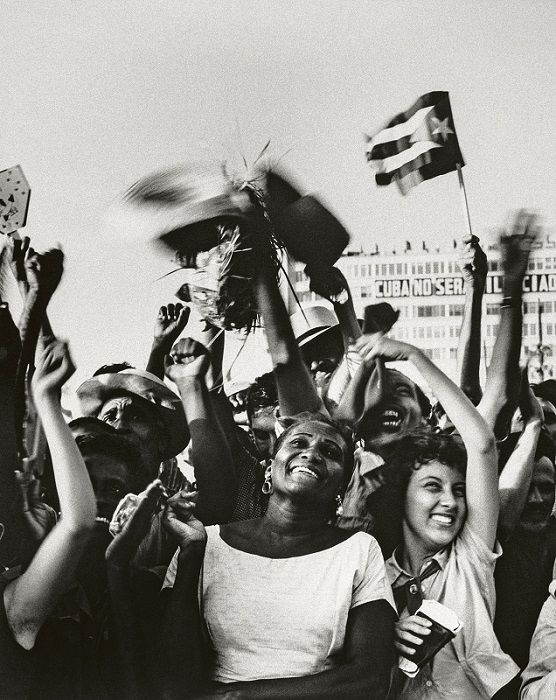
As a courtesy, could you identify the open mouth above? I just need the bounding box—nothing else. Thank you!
[430,513,456,527]
[288,464,321,481]
[379,408,404,432]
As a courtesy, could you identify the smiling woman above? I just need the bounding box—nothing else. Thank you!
[160,413,397,699]
[361,337,519,699]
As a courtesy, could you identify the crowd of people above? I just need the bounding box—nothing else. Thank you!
[1,195,556,699]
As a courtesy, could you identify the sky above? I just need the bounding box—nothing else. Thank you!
[1,0,556,388]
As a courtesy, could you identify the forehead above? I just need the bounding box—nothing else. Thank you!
[386,370,417,393]
[100,394,152,414]
[288,421,346,448]
[412,460,465,483]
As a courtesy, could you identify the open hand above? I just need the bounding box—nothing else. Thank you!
[457,234,487,291]
[500,210,539,296]
[162,489,206,548]
[153,303,190,349]
[32,337,75,398]
[15,470,57,542]
[165,338,210,383]
[395,614,432,658]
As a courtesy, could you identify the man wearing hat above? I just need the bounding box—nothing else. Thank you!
[76,367,189,483]
[289,303,343,400]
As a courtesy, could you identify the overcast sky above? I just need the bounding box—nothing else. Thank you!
[2,0,555,384]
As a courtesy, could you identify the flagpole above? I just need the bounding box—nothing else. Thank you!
[456,163,473,239]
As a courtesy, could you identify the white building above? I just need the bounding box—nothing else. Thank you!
[292,234,556,382]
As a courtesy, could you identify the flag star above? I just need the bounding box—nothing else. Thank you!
[430,117,454,142]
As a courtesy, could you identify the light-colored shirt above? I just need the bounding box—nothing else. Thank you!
[164,527,395,683]
[520,583,556,699]
[386,524,519,699]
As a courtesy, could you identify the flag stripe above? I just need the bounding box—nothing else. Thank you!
[369,140,441,176]
[366,106,435,147]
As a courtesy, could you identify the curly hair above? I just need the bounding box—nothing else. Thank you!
[366,427,467,556]
[273,411,355,490]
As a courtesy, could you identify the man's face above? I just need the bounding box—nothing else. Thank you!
[360,369,424,451]
[98,395,163,469]
[83,453,133,521]
[518,457,556,535]
[301,332,343,396]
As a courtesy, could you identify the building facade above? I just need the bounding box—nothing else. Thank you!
[293,235,556,381]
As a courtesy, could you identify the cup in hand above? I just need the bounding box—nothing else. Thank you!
[399,599,462,678]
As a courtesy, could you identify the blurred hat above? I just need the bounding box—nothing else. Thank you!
[533,379,556,408]
[76,369,187,460]
[290,304,340,348]
[266,171,350,270]
[118,162,254,253]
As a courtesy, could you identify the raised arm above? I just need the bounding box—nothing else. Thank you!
[255,260,322,416]
[498,382,543,540]
[478,211,538,437]
[165,338,236,524]
[456,234,487,405]
[309,267,363,411]
[146,303,190,379]
[0,302,22,560]
[360,336,498,549]
[3,339,96,650]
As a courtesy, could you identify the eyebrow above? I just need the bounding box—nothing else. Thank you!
[290,432,342,449]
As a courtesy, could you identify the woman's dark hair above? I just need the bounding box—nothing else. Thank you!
[273,411,354,489]
[367,427,467,557]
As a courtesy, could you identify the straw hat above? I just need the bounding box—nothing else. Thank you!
[76,369,188,460]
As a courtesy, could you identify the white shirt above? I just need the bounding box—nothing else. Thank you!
[164,527,395,683]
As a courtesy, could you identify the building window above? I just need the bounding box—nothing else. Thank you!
[524,301,538,314]
[449,304,464,316]
[486,304,500,315]
[381,264,387,275]
[418,327,425,339]
[425,262,431,274]
[389,264,395,275]
[361,266,367,277]
[536,261,543,270]
[530,324,537,336]
[449,348,458,359]
[396,263,403,275]
[433,262,439,274]
[543,301,553,313]
[547,324,553,336]
[417,264,424,275]
[416,305,445,318]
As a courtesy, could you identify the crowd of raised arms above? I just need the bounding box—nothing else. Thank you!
[2,196,556,700]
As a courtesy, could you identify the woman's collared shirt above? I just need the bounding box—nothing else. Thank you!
[386,524,519,699]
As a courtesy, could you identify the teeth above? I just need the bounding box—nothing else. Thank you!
[431,514,454,525]
[291,466,319,479]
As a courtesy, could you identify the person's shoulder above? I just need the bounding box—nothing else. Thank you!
[327,526,382,554]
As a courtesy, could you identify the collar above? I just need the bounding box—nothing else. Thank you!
[388,544,450,586]
[354,447,385,477]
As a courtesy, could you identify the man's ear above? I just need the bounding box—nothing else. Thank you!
[264,464,272,480]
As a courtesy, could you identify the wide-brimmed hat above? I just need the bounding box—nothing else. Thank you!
[76,369,188,460]
[290,304,341,348]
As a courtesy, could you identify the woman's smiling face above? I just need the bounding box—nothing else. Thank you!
[403,460,467,553]
[270,421,347,505]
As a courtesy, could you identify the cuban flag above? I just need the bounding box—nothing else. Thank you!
[365,92,464,195]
